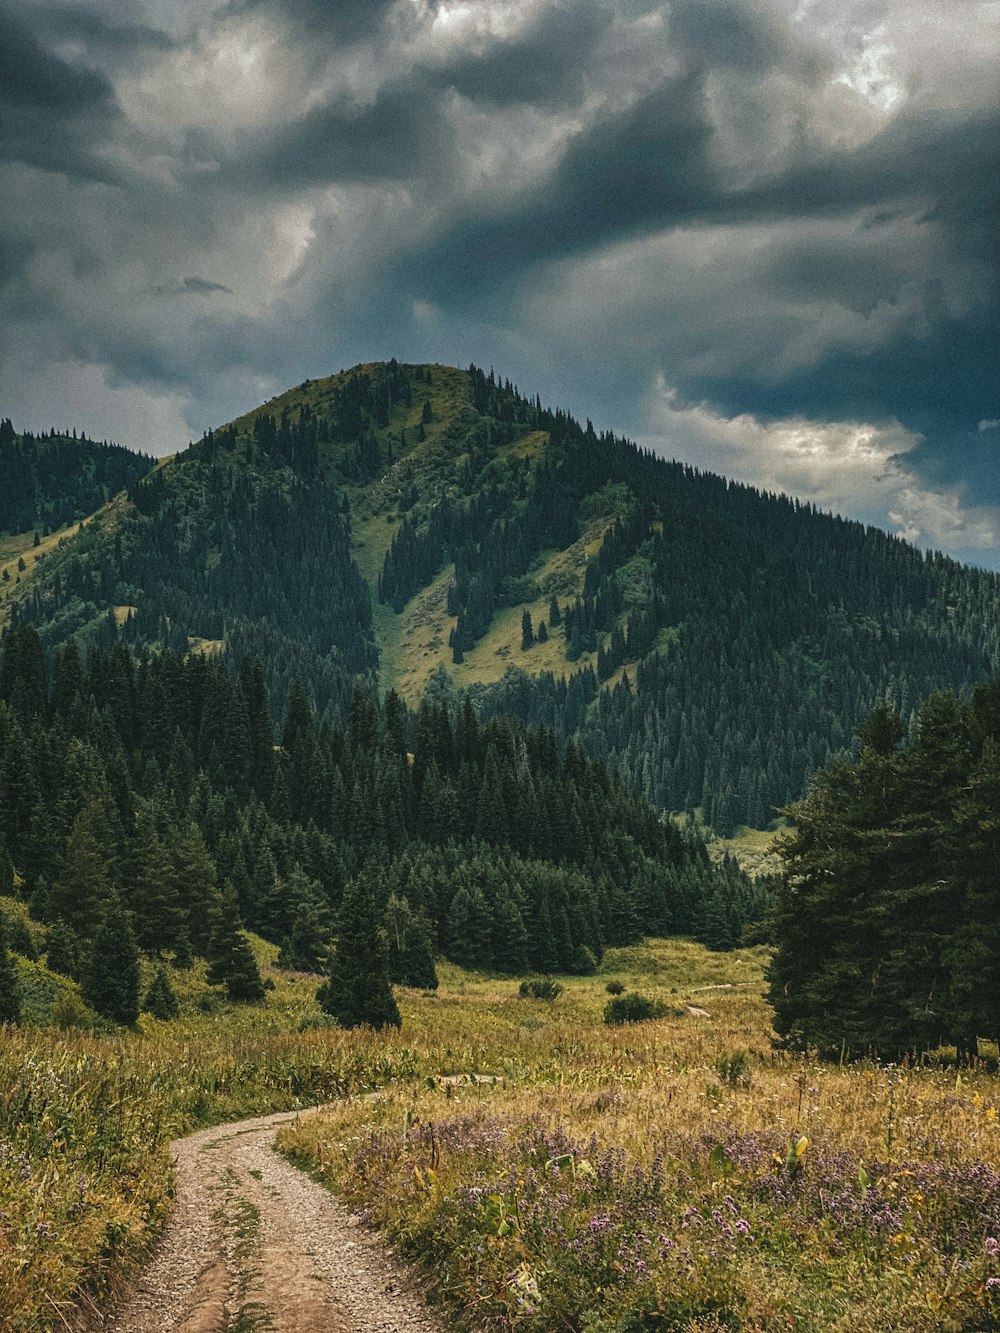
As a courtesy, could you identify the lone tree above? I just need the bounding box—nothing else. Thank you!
[206,885,265,1002]
[317,879,401,1029]
[81,894,140,1026]
[143,965,180,1020]
[0,919,21,1024]
[521,609,534,650]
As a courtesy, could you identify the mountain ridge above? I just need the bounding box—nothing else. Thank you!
[7,359,1000,832]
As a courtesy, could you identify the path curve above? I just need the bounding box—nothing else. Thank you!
[100,1107,444,1333]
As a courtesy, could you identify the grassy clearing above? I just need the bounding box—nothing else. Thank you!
[374,514,617,705]
[280,942,1000,1332]
[0,940,420,1328]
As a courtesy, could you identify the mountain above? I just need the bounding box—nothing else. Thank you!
[7,360,1000,833]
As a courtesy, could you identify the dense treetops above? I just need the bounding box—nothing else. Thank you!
[0,417,152,537]
[768,679,1000,1060]
[0,624,754,1027]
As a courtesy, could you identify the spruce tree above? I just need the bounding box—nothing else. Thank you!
[143,965,180,1020]
[317,878,401,1029]
[206,885,265,1002]
[45,919,81,979]
[172,927,194,970]
[386,893,438,989]
[0,920,21,1024]
[81,895,140,1026]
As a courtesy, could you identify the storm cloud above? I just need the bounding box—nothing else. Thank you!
[0,0,997,563]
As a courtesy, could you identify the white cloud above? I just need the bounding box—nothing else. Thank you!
[641,374,1000,556]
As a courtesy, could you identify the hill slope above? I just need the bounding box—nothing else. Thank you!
[12,360,1000,830]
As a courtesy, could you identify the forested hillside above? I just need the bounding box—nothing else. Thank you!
[8,361,1000,835]
[0,418,152,537]
[0,623,755,1016]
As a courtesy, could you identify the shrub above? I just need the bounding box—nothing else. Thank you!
[603,992,669,1026]
[605,979,626,995]
[714,1049,753,1088]
[519,978,563,1000]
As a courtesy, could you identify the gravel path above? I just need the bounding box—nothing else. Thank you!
[101,1107,445,1333]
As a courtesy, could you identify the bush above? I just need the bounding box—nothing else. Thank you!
[605,979,626,995]
[714,1049,753,1088]
[518,978,563,1001]
[603,992,669,1026]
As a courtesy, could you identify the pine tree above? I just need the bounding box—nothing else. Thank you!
[45,919,81,979]
[172,927,194,970]
[276,867,332,973]
[0,919,21,1024]
[49,799,115,939]
[317,878,401,1029]
[143,965,180,1020]
[521,609,534,650]
[386,893,438,989]
[206,884,265,1002]
[81,895,140,1026]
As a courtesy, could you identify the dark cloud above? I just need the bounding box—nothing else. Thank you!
[0,9,120,179]
[667,0,788,74]
[404,66,717,302]
[226,0,399,44]
[29,5,176,60]
[183,276,232,295]
[151,276,234,297]
[434,1,610,107]
[251,76,453,187]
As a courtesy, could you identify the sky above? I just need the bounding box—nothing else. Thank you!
[1,0,998,566]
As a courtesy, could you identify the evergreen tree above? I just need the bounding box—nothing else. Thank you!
[172,927,194,970]
[45,919,81,979]
[143,965,180,1020]
[276,867,332,973]
[0,919,21,1024]
[81,895,140,1026]
[317,878,401,1029]
[206,885,265,1002]
[386,893,438,989]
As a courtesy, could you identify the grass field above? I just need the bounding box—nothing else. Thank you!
[6,936,1000,1329]
[280,945,1000,1332]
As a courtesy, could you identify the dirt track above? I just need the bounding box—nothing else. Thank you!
[101,1108,444,1333]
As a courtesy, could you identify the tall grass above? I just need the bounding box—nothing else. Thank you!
[281,943,1000,1332]
[0,991,420,1327]
[11,937,1000,1330]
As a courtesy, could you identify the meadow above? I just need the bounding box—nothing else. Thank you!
[5,938,1000,1330]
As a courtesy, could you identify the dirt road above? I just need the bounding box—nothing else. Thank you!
[101,1108,444,1333]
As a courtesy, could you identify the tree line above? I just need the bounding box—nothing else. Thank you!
[0,418,152,537]
[0,624,759,1026]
